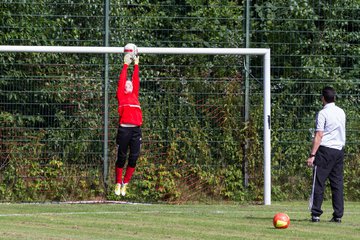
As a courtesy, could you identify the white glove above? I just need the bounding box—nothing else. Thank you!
[134,55,139,65]
[124,54,132,65]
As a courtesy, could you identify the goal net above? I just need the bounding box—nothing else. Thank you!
[0,46,271,204]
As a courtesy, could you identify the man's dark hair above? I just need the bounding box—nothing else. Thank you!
[322,86,336,103]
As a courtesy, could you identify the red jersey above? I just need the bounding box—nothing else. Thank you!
[116,64,143,126]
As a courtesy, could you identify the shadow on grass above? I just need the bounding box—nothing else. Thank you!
[245,215,310,222]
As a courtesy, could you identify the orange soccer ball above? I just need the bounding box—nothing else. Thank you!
[273,213,290,229]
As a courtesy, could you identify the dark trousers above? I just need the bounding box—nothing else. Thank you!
[311,146,344,218]
[116,126,142,168]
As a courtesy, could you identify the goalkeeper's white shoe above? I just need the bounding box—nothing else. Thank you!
[114,183,121,196]
[121,183,128,196]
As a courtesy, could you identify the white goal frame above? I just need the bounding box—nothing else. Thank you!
[0,45,271,205]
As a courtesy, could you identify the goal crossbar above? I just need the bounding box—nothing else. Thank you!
[0,45,268,55]
[0,45,271,205]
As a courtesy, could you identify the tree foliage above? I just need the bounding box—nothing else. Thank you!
[1,0,359,202]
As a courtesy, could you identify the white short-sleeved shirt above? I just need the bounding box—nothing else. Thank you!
[316,102,346,150]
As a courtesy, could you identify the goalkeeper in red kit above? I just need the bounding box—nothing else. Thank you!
[114,45,142,196]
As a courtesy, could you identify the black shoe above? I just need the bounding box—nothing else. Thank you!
[311,216,320,222]
[329,217,341,223]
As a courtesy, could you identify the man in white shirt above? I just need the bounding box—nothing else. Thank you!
[307,86,346,223]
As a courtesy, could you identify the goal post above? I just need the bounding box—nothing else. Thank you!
[0,45,271,205]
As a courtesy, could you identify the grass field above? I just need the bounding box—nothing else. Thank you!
[0,201,359,239]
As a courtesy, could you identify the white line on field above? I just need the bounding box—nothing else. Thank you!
[1,209,358,218]
[0,211,192,217]
[0,200,152,205]
[0,210,224,217]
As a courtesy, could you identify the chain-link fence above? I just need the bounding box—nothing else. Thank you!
[1,0,359,202]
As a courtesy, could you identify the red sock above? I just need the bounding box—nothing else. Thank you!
[123,167,135,184]
[115,167,123,184]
